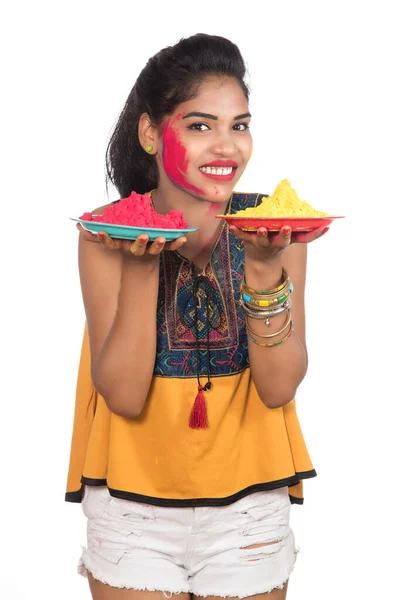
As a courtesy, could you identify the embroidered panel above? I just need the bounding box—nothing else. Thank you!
[155,193,264,378]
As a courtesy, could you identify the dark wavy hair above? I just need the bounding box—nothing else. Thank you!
[105,33,249,198]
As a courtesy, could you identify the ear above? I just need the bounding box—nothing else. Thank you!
[138,113,160,155]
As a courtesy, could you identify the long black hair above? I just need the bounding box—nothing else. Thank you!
[106,33,249,198]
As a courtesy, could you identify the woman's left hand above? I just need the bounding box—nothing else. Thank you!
[229,224,329,261]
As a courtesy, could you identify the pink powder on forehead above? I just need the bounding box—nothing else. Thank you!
[161,116,203,195]
[80,191,188,229]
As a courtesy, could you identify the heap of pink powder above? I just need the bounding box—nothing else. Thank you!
[80,191,188,229]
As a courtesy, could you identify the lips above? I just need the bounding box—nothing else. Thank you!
[199,160,238,181]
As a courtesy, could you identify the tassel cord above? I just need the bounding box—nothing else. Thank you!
[192,274,212,391]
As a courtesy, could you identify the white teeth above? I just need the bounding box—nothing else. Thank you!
[200,166,234,175]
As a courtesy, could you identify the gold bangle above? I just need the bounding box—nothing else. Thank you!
[240,280,293,306]
[245,310,291,339]
[247,322,294,348]
[241,279,290,297]
[242,268,289,295]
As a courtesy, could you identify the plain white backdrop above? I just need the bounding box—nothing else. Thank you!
[1,1,399,598]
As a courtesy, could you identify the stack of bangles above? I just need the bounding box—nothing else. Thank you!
[239,268,294,348]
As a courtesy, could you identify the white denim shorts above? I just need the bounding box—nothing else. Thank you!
[79,485,298,598]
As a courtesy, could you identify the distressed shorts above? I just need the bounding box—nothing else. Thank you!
[79,485,298,598]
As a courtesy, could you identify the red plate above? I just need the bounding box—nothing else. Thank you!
[216,215,345,232]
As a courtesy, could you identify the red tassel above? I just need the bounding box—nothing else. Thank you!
[189,385,209,429]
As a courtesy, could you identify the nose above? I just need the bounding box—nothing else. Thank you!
[211,131,238,156]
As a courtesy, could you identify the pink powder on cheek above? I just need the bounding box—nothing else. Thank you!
[161,116,204,195]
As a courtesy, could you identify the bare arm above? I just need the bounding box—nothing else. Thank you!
[78,203,187,418]
[244,244,308,409]
[78,232,160,418]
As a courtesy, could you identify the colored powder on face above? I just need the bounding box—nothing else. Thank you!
[233,179,331,217]
[80,191,188,228]
[161,116,203,195]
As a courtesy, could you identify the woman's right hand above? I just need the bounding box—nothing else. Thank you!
[76,223,187,256]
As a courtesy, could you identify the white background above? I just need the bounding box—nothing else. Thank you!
[1,1,399,598]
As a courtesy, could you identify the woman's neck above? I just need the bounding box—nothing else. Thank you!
[151,185,231,268]
[151,186,229,226]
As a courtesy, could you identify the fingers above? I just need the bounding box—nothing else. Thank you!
[77,225,189,256]
[131,234,188,255]
[148,237,166,255]
[76,224,122,250]
[165,236,187,252]
[292,226,330,243]
[256,227,270,247]
[130,234,151,256]
[229,225,258,243]
[230,223,331,247]
[270,226,291,247]
[229,225,292,248]
[98,232,122,250]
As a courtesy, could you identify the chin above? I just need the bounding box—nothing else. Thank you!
[201,184,236,203]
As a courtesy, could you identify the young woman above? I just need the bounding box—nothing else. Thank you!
[66,33,327,600]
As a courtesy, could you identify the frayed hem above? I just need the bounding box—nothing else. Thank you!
[78,546,299,598]
[192,577,289,599]
[192,548,299,599]
[78,550,189,596]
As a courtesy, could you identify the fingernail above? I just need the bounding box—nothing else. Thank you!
[98,232,105,240]
[140,235,148,243]
[181,238,187,244]
[283,226,291,236]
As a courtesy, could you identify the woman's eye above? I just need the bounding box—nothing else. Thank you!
[188,122,210,131]
[233,123,250,131]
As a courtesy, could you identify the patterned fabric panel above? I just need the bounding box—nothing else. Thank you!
[155,192,265,378]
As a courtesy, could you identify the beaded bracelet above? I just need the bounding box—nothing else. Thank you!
[240,279,293,306]
[245,310,291,339]
[241,290,291,308]
[247,321,294,348]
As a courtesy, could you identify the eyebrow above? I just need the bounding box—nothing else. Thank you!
[182,111,252,120]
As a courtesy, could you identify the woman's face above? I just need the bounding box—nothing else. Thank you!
[156,76,253,203]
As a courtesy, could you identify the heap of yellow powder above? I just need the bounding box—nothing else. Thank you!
[234,179,330,217]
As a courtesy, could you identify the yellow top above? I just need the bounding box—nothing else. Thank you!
[65,192,316,507]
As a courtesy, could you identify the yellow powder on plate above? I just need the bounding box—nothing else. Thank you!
[234,179,330,217]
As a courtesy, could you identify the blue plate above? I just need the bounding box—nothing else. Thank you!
[70,217,198,241]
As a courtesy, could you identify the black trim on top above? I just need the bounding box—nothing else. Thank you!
[289,495,303,505]
[65,470,317,507]
[65,487,83,503]
[81,476,108,486]
[65,478,107,503]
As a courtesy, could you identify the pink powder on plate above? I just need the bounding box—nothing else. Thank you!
[80,191,188,229]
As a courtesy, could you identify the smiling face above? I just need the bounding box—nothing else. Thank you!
[156,76,253,203]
